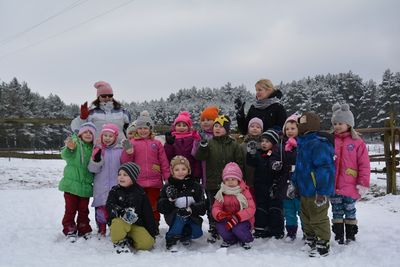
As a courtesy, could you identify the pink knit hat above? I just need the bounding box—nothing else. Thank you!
[94,81,113,97]
[174,111,193,128]
[222,162,243,181]
[101,123,119,138]
[248,117,263,130]
[282,114,300,136]
[78,122,96,138]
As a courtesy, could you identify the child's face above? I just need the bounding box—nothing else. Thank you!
[80,130,93,143]
[334,122,350,134]
[172,164,189,180]
[175,122,189,133]
[102,132,116,146]
[285,122,298,138]
[200,119,214,131]
[118,169,133,187]
[255,84,274,100]
[127,130,135,139]
[260,138,273,151]
[137,127,151,138]
[224,177,239,187]
[248,123,262,136]
[213,123,226,137]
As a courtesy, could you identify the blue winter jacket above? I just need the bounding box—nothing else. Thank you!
[292,132,335,197]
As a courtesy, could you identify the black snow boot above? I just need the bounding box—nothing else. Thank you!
[332,223,345,245]
[345,223,358,243]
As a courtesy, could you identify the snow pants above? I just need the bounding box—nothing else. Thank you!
[144,187,161,223]
[110,218,155,250]
[62,192,92,236]
[330,194,357,223]
[300,196,331,241]
[166,215,203,241]
[216,220,253,244]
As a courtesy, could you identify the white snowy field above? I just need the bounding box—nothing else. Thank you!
[0,153,399,267]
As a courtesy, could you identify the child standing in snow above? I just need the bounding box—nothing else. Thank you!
[330,103,370,244]
[59,122,96,241]
[195,114,244,243]
[88,123,124,236]
[289,112,335,257]
[158,156,206,251]
[106,162,157,253]
[212,162,255,249]
[120,111,170,232]
[164,111,202,179]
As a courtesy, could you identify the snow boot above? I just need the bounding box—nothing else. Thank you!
[66,232,77,243]
[332,223,345,245]
[207,226,220,243]
[284,225,297,242]
[166,236,179,252]
[241,242,252,250]
[113,240,130,254]
[301,235,316,252]
[345,223,358,243]
[309,239,330,257]
[220,241,232,248]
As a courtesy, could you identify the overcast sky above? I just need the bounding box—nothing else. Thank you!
[0,0,399,105]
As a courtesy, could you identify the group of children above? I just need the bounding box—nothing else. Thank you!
[59,85,370,257]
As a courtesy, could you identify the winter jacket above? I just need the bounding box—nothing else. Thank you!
[195,135,244,191]
[237,91,287,135]
[334,132,370,199]
[158,176,206,226]
[106,183,158,237]
[59,134,94,198]
[121,137,170,189]
[164,136,201,179]
[88,144,123,207]
[211,180,256,228]
[292,132,335,197]
[239,135,261,187]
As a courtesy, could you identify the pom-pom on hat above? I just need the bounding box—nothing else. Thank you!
[222,162,243,181]
[214,115,231,133]
[174,111,193,128]
[78,122,96,138]
[135,110,154,130]
[200,106,219,121]
[331,103,355,127]
[119,162,141,182]
[248,117,263,130]
[94,81,113,97]
[170,155,191,174]
[261,129,279,145]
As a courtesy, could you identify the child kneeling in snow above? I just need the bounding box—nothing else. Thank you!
[212,162,255,249]
[106,162,157,253]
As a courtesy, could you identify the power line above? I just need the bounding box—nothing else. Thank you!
[0,0,135,61]
[0,0,89,47]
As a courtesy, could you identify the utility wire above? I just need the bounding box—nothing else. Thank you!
[0,0,135,61]
[0,0,89,47]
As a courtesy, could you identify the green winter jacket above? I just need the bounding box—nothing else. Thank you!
[59,134,94,198]
[195,135,244,191]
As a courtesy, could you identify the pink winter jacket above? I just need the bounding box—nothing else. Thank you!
[211,181,256,228]
[334,132,370,199]
[121,137,170,189]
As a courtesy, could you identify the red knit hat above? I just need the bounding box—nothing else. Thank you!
[222,162,243,181]
[200,106,219,121]
[174,111,193,128]
[94,81,113,97]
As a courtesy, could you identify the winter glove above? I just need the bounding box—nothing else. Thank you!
[121,207,138,224]
[357,185,369,197]
[165,131,175,145]
[314,195,328,207]
[246,140,257,155]
[93,148,102,162]
[271,161,283,171]
[269,183,278,199]
[286,181,297,199]
[225,215,240,231]
[122,139,133,154]
[80,101,89,120]
[177,207,192,218]
[234,98,245,118]
[216,211,231,222]
[64,136,76,150]
[165,185,178,201]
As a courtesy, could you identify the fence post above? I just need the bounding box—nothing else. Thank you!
[383,113,397,194]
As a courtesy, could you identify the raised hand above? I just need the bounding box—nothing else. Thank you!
[246,140,257,155]
[64,136,76,150]
[165,131,175,145]
[80,102,89,120]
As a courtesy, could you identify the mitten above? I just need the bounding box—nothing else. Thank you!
[234,98,245,117]
[356,185,369,197]
[314,195,327,207]
[122,139,133,153]
[216,211,231,221]
[271,161,283,171]
[165,131,175,145]
[225,215,240,231]
[177,207,192,218]
[121,207,138,224]
[80,102,89,120]
[93,148,102,162]
[286,181,297,199]
[165,185,178,200]
[246,140,257,155]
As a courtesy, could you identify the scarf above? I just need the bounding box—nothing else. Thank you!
[100,101,114,113]
[285,137,297,152]
[214,183,248,210]
[172,130,201,140]
[253,96,280,109]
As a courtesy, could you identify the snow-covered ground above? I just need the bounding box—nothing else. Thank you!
[0,149,399,267]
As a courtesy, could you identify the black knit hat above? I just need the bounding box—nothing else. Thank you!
[119,162,141,182]
[261,129,279,145]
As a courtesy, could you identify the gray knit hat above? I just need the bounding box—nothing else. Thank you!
[119,162,141,182]
[331,103,354,127]
[135,110,154,130]
[261,129,279,145]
